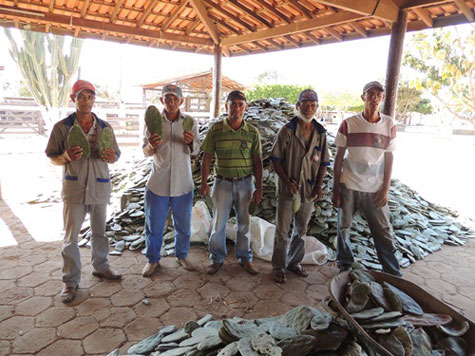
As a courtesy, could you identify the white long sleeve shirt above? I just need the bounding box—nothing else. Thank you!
[143,111,200,197]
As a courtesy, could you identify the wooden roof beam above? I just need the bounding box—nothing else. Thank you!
[110,0,126,23]
[208,13,241,34]
[81,0,90,18]
[325,26,342,41]
[189,0,220,44]
[255,0,292,24]
[227,0,274,28]
[454,0,474,22]
[138,0,160,27]
[185,19,201,34]
[316,0,399,22]
[413,7,433,27]
[162,0,189,31]
[349,21,367,37]
[222,10,361,46]
[49,0,55,13]
[203,0,256,31]
[305,31,320,44]
[0,5,214,46]
[287,0,313,19]
[284,34,300,47]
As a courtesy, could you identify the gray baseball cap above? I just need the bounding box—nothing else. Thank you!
[162,84,183,99]
[363,81,385,94]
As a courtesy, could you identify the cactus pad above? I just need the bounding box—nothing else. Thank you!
[98,127,114,156]
[182,116,194,132]
[67,124,90,158]
[292,193,301,213]
[145,105,163,136]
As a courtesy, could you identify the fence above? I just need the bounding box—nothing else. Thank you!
[0,108,45,135]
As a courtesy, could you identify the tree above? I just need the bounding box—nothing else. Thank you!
[403,27,474,127]
[396,81,433,124]
[245,84,314,103]
[256,70,283,84]
[4,28,82,129]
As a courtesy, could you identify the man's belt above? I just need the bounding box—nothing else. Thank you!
[216,174,252,182]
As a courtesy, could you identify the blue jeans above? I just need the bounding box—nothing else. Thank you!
[209,177,254,263]
[144,189,193,263]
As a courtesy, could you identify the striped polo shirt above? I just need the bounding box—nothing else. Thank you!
[335,112,396,193]
[202,119,262,178]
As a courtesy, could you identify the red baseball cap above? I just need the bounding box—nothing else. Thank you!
[71,80,95,96]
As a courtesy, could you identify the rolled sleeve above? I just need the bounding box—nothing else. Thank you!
[45,123,66,158]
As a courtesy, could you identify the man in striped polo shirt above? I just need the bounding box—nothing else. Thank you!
[332,81,402,277]
[201,90,263,275]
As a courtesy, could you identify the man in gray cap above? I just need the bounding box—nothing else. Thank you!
[332,81,402,277]
[142,84,200,277]
[269,89,330,284]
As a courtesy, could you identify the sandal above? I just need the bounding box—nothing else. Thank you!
[272,269,287,284]
[288,264,308,278]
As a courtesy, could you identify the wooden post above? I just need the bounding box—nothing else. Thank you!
[212,45,222,119]
[383,9,408,119]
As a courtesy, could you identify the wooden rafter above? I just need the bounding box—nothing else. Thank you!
[288,0,313,19]
[305,31,320,44]
[413,7,433,26]
[110,0,126,23]
[325,26,342,41]
[348,21,367,37]
[284,34,300,47]
[203,0,256,31]
[48,0,54,13]
[255,0,292,24]
[161,0,189,31]
[189,0,220,44]
[227,0,273,28]
[453,0,474,21]
[138,0,160,27]
[0,5,213,46]
[317,0,399,22]
[222,10,362,46]
[81,0,90,18]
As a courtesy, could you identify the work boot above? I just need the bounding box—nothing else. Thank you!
[60,285,78,304]
[239,261,259,275]
[92,269,122,280]
[142,262,160,277]
[206,260,222,275]
[176,258,195,271]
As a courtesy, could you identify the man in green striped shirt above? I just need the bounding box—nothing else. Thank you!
[201,90,263,275]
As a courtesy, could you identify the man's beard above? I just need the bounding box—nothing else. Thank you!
[297,109,314,123]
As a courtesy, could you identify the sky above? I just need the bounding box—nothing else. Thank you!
[0,24,470,102]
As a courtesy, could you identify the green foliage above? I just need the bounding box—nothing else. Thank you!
[403,27,474,126]
[245,84,314,104]
[4,28,82,123]
[18,81,33,97]
[396,81,433,122]
[321,90,361,111]
[256,70,283,84]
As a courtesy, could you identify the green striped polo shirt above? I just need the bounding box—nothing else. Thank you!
[202,119,262,178]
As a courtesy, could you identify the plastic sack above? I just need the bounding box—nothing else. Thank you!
[225,216,328,265]
[190,200,212,244]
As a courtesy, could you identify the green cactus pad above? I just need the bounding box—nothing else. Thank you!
[67,124,90,158]
[145,105,163,136]
[182,116,194,132]
[98,127,114,156]
[292,193,301,213]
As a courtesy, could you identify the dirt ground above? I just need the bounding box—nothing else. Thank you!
[0,131,474,355]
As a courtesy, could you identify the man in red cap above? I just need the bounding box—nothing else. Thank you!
[45,79,122,303]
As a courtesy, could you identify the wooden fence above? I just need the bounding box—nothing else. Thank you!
[105,114,141,147]
[0,109,45,135]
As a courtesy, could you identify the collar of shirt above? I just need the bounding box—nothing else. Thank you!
[162,110,185,123]
[223,118,248,132]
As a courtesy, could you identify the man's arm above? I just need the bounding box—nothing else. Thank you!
[143,134,161,156]
[374,151,393,207]
[251,154,263,203]
[332,146,346,207]
[200,152,212,197]
[312,165,327,202]
[271,160,298,195]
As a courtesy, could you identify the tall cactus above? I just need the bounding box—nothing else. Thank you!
[4,28,83,128]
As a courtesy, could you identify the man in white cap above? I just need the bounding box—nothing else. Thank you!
[270,89,330,284]
[142,84,200,277]
[45,79,122,304]
[332,81,402,277]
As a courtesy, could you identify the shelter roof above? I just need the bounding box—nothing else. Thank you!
[141,69,245,91]
[0,0,473,56]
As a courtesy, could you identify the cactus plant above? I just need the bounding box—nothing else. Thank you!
[182,116,194,132]
[4,28,82,129]
[98,127,114,156]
